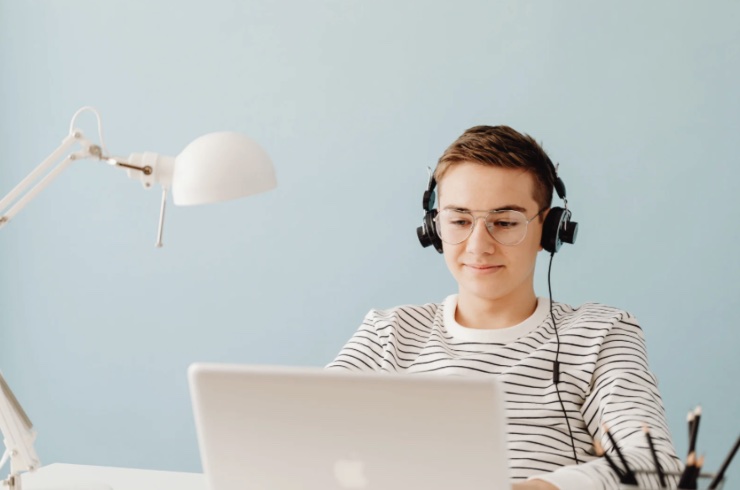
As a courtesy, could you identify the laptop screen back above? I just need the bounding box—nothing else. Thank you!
[189,363,511,490]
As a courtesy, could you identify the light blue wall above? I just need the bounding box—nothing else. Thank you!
[1,0,738,483]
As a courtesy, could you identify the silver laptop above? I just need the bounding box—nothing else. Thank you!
[188,363,511,490]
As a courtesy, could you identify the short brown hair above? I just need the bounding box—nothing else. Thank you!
[434,125,555,211]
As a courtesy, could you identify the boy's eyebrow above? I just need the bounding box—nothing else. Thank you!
[442,204,529,213]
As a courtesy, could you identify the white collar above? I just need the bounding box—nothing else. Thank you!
[442,294,550,343]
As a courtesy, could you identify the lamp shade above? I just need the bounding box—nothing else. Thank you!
[171,132,276,206]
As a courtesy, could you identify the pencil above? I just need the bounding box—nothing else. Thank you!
[693,454,705,489]
[708,434,740,490]
[677,452,697,489]
[594,438,627,483]
[644,425,666,488]
[688,406,701,455]
[603,424,638,485]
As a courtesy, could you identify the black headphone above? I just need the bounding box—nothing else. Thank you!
[416,157,578,253]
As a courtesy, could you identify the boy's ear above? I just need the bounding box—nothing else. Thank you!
[538,208,550,251]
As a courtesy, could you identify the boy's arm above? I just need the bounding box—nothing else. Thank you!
[531,317,682,490]
[325,310,384,371]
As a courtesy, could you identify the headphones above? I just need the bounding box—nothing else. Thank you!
[416,157,578,253]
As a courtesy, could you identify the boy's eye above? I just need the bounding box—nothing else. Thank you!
[450,219,471,227]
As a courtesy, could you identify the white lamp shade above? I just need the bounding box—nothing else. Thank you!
[171,132,276,206]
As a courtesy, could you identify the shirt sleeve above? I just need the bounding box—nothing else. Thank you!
[532,316,683,490]
[325,309,385,372]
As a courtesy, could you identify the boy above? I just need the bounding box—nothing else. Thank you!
[328,126,682,489]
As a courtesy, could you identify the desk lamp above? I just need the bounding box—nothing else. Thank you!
[0,372,40,490]
[0,107,277,246]
[0,107,277,490]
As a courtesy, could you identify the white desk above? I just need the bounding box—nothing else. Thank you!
[20,464,205,490]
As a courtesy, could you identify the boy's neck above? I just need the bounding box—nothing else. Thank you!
[455,288,538,330]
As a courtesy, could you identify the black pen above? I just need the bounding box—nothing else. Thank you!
[603,424,638,485]
[644,425,666,488]
[708,434,740,490]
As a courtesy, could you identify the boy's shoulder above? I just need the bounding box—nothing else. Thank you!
[364,298,443,328]
[370,300,441,318]
[554,300,639,331]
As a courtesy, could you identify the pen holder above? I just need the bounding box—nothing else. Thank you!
[619,470,724,490]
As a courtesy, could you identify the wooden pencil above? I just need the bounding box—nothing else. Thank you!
[594,438,627,483]
[708,435,740,489]
[644,425,666,488]
[603,424,638,485]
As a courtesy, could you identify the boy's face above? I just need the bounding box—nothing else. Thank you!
[437,162,544,306]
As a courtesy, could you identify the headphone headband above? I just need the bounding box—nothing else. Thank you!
[545,158,567,202]
[421,169,436,211]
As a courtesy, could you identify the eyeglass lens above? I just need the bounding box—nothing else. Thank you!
[436,209,530,245]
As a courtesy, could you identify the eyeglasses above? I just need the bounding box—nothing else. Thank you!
[434,208,546,246]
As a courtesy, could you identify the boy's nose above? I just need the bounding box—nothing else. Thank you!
[465,217,496,255]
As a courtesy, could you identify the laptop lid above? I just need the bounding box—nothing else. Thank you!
[188,363,511,490]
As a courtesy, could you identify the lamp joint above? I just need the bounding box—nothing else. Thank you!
[112,161,153,176]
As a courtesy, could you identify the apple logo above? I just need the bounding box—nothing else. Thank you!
[333,456,369,489]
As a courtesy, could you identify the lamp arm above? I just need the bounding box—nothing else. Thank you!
[0,133,80,211]
[0,131,99,229]
[0,449,8,472]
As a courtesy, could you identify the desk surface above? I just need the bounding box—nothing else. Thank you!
[21,463,205,490]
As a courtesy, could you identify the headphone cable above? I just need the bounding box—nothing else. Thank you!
[548,251,581,465]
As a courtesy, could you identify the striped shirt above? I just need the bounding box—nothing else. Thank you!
[327,295,682,490]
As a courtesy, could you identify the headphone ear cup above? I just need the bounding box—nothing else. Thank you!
[417,209,443,253]
[425,209,443,254]
[541,207,565,254]
[417,174,443,253]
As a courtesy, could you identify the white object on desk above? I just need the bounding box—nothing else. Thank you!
[21,464,204,490]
